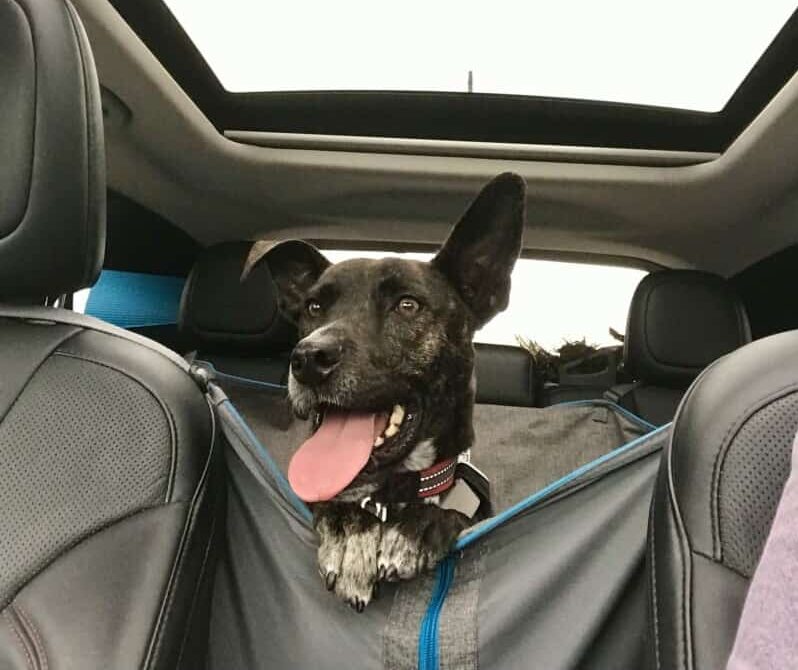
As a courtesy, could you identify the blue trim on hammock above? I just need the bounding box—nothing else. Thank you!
[222,399,313,523]
[194,360,288,390]
[455,422,671,551]
[553,398,659,432]
[415,421,671,670]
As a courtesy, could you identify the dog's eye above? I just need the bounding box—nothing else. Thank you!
[306,300,323,317]
[396,296,420,315]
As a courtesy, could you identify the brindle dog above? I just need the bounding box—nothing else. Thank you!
[244,173,525,610]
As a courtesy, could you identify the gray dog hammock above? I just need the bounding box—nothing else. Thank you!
[205,377,666,670]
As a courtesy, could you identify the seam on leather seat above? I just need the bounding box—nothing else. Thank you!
[666,383,702,669]
[53,350,178,503]
[4,0,37,242]
[0,325,81,427]
[144,395,217,670]
[175,507,218,668]
[12,605,46,670]
[647,496,661,669]
[63,1,92,283]
[691,548,748,580]
[709,381,798,561]
[6,503,170,611]
[3,608,35,670]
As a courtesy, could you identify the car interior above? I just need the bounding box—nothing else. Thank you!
[4,0,798,668]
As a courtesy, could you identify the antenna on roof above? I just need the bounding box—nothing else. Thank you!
[467,70,473,93]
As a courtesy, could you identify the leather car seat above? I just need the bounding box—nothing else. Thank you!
[646,329,798,668]
[0,1,222,667]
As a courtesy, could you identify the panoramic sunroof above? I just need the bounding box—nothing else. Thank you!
[163,0,794,112]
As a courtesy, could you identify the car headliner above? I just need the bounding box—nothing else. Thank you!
[75,0,798,276]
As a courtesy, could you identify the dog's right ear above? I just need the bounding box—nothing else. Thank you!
[242,239,331,322]
[432,173,526,328]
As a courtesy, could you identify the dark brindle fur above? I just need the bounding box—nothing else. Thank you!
[244,173,525,610]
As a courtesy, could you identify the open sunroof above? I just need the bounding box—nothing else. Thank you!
[111,0,798,152]
[161,0,794,113]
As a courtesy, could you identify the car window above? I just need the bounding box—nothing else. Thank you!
[322,250,646,350]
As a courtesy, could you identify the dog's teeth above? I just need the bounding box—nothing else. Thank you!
[390,404,405,426]
[384,423,399,437]
[374,436,385,447]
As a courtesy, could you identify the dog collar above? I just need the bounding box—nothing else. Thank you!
[417,458,458,498]
[359,456,489,523]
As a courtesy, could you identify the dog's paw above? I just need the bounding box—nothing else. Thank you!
[377,525,440,582]
[333,523,380,611]
[317,517,347,592]
[377,507,468,582]
[315,507,380,611]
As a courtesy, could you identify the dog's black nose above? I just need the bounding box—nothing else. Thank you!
[290,339,342,386]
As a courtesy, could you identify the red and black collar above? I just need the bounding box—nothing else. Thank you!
[359,457,462,522]
[417,458,458,498]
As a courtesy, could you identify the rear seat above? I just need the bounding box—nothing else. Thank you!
[608,269,751,425]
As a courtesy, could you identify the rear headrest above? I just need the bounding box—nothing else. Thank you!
[624,270,751,388]
[0,0,105,300]
[474,344,536,406]
[179,242,297,355]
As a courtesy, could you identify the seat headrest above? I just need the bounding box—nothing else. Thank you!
[179,242,297,355]
[474,344,536,406]
[624,270,751,388]
[0,0,105,301]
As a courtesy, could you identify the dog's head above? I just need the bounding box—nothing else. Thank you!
[244,173,525,501]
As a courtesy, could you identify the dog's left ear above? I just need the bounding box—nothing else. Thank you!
[432,172,526,327]
[242,239,331,322]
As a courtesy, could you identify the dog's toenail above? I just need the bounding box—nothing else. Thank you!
[325,573,337,590]
[356,599,365,613]
[387,567,398,581]
[377,566,386,581]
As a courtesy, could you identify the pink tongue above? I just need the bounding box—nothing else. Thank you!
[288,410,379,502]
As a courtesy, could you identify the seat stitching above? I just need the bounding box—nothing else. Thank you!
[4,0,37,242]
[648,495,661,670]
[175,510,217,668]
[144,396,217,669]
[63,0,95,285]
[692,548,749,580]
[14,605,47,670]
[709,382,798,560]
[666,422,693,669]
[3,609,34,670]
[0,326,82,428]
[2,504,172,610]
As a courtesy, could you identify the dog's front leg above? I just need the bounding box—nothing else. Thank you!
[378,505,469,582]
[314,502,381,612]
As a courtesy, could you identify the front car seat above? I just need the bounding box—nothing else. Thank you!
[646,330,798,668]
[0,1,221,667]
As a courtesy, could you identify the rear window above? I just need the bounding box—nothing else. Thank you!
[323,250,646,350]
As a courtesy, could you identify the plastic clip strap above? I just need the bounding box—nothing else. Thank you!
[360,496,388,522]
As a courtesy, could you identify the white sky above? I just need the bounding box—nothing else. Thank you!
[164,0,794,111]
[324,251,645,350]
